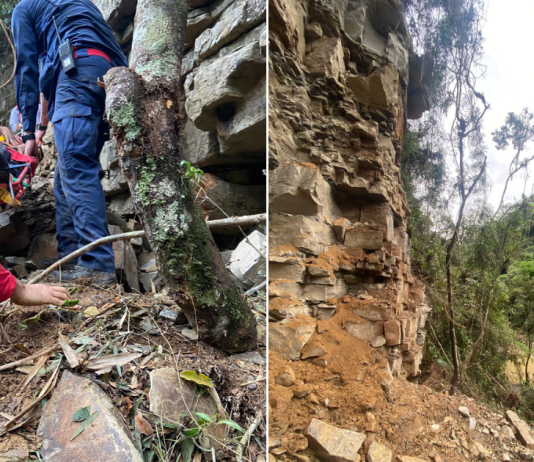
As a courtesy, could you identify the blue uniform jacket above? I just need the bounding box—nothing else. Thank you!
[12,0,128,131]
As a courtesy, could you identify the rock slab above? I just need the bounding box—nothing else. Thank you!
[149,368,226,449]
[37,371,143,462]
[506,410,534,449]
[306,418,365,462]
[367,442,392,462]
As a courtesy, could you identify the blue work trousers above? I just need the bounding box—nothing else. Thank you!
[53,53,116,273]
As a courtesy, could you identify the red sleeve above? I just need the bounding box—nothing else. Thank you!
[0,265,16,302]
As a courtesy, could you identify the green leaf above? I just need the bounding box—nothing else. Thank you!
[194,412,212,424]
[181,438,195,462]
[182,427,200,438]
[71,410,99,441]
[219,419,245,433]
[62,300,79,307]
[180,370,214,388]
[72,406,91,422]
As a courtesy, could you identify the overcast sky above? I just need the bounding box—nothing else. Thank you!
[480,0,534,208]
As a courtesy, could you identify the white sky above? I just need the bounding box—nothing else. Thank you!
[479,0,534,208]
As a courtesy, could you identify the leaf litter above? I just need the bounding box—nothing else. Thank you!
[0,284,266,461]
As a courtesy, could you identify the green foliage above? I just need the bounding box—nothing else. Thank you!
[404,0,485,109]
[180,160,204,185]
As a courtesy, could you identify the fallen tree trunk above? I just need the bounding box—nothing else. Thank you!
[105,0,256,353]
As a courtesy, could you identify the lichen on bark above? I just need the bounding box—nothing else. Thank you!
[105,0,257,353]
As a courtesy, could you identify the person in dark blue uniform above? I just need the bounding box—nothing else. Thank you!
[12,0,129,284]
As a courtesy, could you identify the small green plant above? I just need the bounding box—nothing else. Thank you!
[180,160,204,185]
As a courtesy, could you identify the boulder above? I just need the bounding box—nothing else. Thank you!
[384,320,402,346]
[366,442,392,462]
[37,371,143,462]
[274,366,296,387]
[139,271,163,293]
[194,0,266,60]
[305,418,366,462]
[229,231,266,288]
[270,163,340,222]
[91,0,137,32]
[109,225,139,292]
[304,37,345,81]
[0,209,30,255]
[345,321,384,342]
[100,139,129,196]
[181,119,220,167]
[269,315,317,360]
[345,226,383,250]
[270,215,336,249]
[109,193,135,216]
[506,410,534,449]
[149,368,226,449]
[269,262,306,282]
[216,75,266,156]
[185,25,265,132]
[270,0,306,60]
[347,65,399,113]
[199,174,265,222]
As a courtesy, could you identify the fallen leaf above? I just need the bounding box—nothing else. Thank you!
[167,100,173,108]
[71,410,99,441]
[15,355,47,394]
[72,406,91,422]
[180,370,214,388]
[135,412,154,436]
[85,353,142,375]
[84,306,99,317]
[14,344,31,356]
[58,334,80,368]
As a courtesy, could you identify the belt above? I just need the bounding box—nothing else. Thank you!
[73,48,111,63]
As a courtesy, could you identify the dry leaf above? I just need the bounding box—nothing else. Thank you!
[135,412,154,436]
[85,353,142,375]
[167,100,173,108]
[58,334,80,369]
[15,355,47,395]
[84,306,99,317]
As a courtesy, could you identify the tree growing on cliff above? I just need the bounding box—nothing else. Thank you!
[105,0,257,353]
[442,0,488,393]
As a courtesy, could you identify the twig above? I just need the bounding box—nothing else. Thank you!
[207,214,266,232]
[239,377,266,386]
[245,281,266,295]
[28,231,145,284]
[0,343,60,372]
[29,214,267,285]
[0,358,62,435]
[0,21,15,90]
[236,411,263,462]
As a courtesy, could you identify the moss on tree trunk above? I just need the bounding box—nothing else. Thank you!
[105,0,257,353]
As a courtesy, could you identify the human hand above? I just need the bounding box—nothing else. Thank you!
[11,280,70,306]
[36,129,46,146]
[24,139,38,157]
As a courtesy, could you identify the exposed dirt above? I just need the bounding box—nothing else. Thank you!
[269,315,534,461]
[0,281,266,461]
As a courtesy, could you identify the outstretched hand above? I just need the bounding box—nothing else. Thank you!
[11,280,70,307]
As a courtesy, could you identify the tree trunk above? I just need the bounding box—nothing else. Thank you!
[105,0,257,353]
[526,336,532,383]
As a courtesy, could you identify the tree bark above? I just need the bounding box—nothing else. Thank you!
[105,0,257,353]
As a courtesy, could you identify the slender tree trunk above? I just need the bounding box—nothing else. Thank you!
[526,336,532,383]
[105,0,256,353]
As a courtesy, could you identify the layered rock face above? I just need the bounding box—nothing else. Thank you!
[95,0,266,229]
[269,0,431,378]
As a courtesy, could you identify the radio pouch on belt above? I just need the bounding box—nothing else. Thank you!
[53,15,77,76]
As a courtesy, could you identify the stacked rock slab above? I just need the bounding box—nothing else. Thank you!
[92,0,267,232]
[269,0,431,378]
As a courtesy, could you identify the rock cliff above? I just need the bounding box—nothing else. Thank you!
[269,0,431,381]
